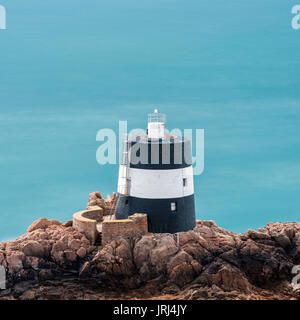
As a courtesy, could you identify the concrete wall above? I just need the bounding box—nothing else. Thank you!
[102,213,148,245]
[73,207,103,243]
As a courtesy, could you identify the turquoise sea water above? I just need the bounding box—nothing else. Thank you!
[0,0,300,241]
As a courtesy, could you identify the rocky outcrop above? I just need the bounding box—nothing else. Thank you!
[86,192,117,216]
[0,219,93,281]
[27,218,62,233]
[1,217,300,300]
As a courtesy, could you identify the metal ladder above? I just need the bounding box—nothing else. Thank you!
[109,136,130,219]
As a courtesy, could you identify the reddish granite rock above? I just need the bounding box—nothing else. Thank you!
[86,191,117,216]
[27,218,62,233]
[22,241,45,258]
[76,247,87,258]
[1,215,300,300]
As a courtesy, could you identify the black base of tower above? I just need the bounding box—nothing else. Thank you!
[115,194,129,219]
[115,193,196,234]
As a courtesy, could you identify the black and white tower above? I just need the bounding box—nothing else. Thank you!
[115,110,196,233]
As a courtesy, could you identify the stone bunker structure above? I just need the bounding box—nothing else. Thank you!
[73,209,147,244]
[73,207,104,243]
[102,214,148,245]
[72,192,148,244]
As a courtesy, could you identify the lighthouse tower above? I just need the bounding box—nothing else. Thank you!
[115,110,196,233]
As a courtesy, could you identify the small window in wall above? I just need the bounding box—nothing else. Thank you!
[183,178,187,187]
[171,202,177,212]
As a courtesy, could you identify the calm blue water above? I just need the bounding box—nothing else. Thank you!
[0,0,300,241]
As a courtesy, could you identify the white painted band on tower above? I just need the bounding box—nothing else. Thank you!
[117,165,194,199]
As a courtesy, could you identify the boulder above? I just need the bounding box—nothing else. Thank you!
[86,191,117,216]
[7,252,24,273]
[64,250,77,262]
[27,218,61,233]
[22,241,45,258]
[63,220,73,227]
[76,247,87,258]
[68,239,81,251]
